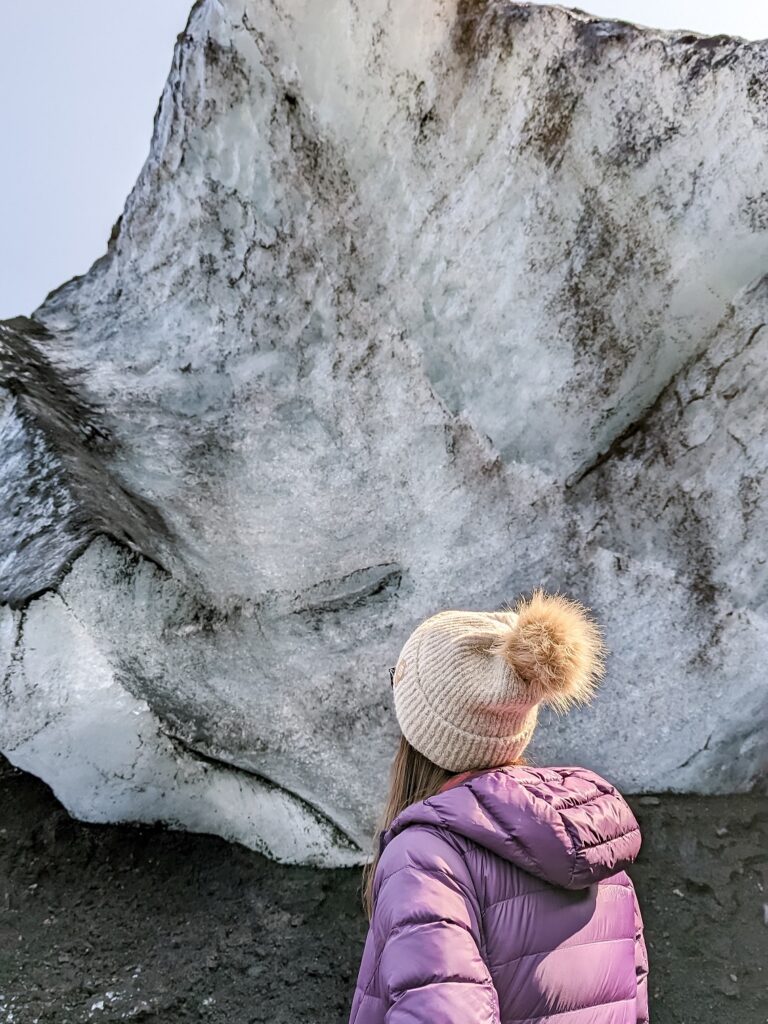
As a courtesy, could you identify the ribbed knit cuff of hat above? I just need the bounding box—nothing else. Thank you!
[394,671,539,771]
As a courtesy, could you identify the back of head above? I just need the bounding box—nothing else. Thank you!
[361,588,607,917]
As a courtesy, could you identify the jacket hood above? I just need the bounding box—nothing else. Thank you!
[380,765,642,890]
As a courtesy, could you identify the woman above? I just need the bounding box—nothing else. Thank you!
[348,588,649,1024]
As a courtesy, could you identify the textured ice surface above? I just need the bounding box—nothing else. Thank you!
[1,1,767,864]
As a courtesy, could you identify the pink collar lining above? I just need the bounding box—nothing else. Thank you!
[437,767,489,793]
[437,763,528,793]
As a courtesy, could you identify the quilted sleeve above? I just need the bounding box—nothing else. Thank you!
[374,827,500,1024]
[634,889,650,1023]
[348,924,377,1024]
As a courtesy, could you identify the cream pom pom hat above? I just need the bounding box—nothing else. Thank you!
[391,588,607,772]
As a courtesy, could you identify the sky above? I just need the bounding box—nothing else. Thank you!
[2,0,767,320]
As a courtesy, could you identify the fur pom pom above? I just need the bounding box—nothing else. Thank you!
[489,588,607,713]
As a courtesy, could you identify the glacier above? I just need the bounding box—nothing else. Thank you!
[1,0,767,865]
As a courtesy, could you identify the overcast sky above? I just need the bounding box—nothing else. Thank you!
[2,0,767,320]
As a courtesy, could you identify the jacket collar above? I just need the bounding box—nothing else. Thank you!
[379,764,642,890]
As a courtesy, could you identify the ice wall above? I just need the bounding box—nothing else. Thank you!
[2,1,767,864]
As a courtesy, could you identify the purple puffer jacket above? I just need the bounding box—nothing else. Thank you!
[349,765,649,1024]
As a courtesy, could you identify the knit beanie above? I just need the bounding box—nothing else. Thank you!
[391,588,606,772]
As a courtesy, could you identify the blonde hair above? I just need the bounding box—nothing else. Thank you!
[360,733,527,919]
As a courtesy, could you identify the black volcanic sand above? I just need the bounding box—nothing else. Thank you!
[0,756,766,1023]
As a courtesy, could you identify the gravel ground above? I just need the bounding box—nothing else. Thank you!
[0,756,765,1023]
